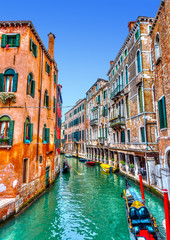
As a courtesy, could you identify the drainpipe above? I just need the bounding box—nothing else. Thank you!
[37,49,44,160]
[138,21,150,186]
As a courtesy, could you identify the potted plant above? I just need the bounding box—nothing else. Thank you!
[120,160,125,165]
[0,135,9,143]
[111,158,114,161]
[130,164,134,173]
[0,92,16,104]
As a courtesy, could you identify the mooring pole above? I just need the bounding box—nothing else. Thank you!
[139,173,145,203]
[163,189,170,240]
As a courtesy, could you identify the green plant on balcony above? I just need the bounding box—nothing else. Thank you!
[130,164,134,168]
[106,157,108,160]
[111,158,114,161]
[120,161,125,165]
[0,135,9,143]
[101,156,104,159]
[0,92,16,104]
[109,116,117,122]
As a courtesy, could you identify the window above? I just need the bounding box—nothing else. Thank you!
[0,115,14,146]
[140,127,145,142]
[96,85,98,91]
[46,62,51,75]
[0,69,18,92]
[105,127,107,139]
[24,117,33,144]
[125,66,128,85]
[43,124,50,143]
[44,90,49,108]
[127,130,130,142]
[82,130,84,140]
[112,69,115,76]
[135,29,140,41]
[121,55,123,63]
[138,86,144,113]
[103,89,107,99]
[126,96,130,118]
[53,97,56,113]
[155,33,161,62]
[27,73,35,97]
[30,38,38,57]
[54,72,57,83]
[158,96,167,129]
[121,130,125,143]
[137,50,142,73]
[116,65,118,71]
[1,34,20,48]
[117,132,119,143]
[113,133,115,143]
[124,49,128,57]
[23,158,29,183]
[39,155,43,164]
[121,71,124,88]
[149,25,152,32]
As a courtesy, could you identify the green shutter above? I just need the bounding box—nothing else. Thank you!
[35,44,38,57]
[46,95,49,107]
[30,38,33,51]
[0,74,4,92]
[139,87,143,113]
[12,73,18,92]
[46,62,48,73]
[54,73,56,83]
[121,130,125,143]
[137,51,141,73]
[24,122,27,143]
[9,120,15,145]
[141,127,145,142]
[29,123,33,142]
[45,128,50,143]
[1,34,7,48]
[43,127,45,143]
[15,34,20,47]
[162,96,167,128]
[53,97,56,113]
[103,106,105,116]
[54,129,57,144]
[31,80,35,98]
[105,127,107,139]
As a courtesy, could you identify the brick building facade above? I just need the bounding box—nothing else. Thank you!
[150,0,170,197]
[0,21,60,221]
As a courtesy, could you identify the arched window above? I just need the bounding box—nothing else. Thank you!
[119,75,121,91]
[24,117,33,143]
[44,90,49,107]
[137,50,142,73]
[138,85,144,113]
[125,66,128,85]
[167,151,170,169]
[155,33,161,61]
[27,73,35,98]
[0,68,18,92]
[0,115,14,145]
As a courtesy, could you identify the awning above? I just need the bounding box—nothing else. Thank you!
[91,107,98,112]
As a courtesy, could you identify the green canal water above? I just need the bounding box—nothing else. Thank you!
[0,156,166,240]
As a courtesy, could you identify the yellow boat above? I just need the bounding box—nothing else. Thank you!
[100,164,117,173]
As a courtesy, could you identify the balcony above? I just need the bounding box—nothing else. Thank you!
[98,137,105,145]
[90,118,98,126]
[109,116,125,129]
[110,85,123,100]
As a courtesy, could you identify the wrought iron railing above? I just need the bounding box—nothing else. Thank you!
[110,85,123,100]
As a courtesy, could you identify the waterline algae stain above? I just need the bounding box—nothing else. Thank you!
[0,156,166,240]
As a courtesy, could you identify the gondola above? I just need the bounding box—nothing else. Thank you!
[65,154,72,158]
[79,158,88,162]
[62,160,70,173]
[121,180,163,240]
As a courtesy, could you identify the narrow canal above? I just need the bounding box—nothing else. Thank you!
[0,156,166,240]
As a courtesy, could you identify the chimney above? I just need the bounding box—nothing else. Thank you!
[128,21,135,32]
[48,32,56,59]
[110,61,114,67]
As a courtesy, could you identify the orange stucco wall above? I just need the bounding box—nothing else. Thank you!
[0,24,58,200]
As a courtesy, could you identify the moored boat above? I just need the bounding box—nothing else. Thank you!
[65,154,72,158]
[100,164,117,173]
[62,159,70,173]
[85,161,95,166]
[122,181,163,240]
[79,158,88,162]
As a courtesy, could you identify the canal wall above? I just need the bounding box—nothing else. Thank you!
[0,167,60,224]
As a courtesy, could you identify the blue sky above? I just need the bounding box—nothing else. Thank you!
[1,0,161,120]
